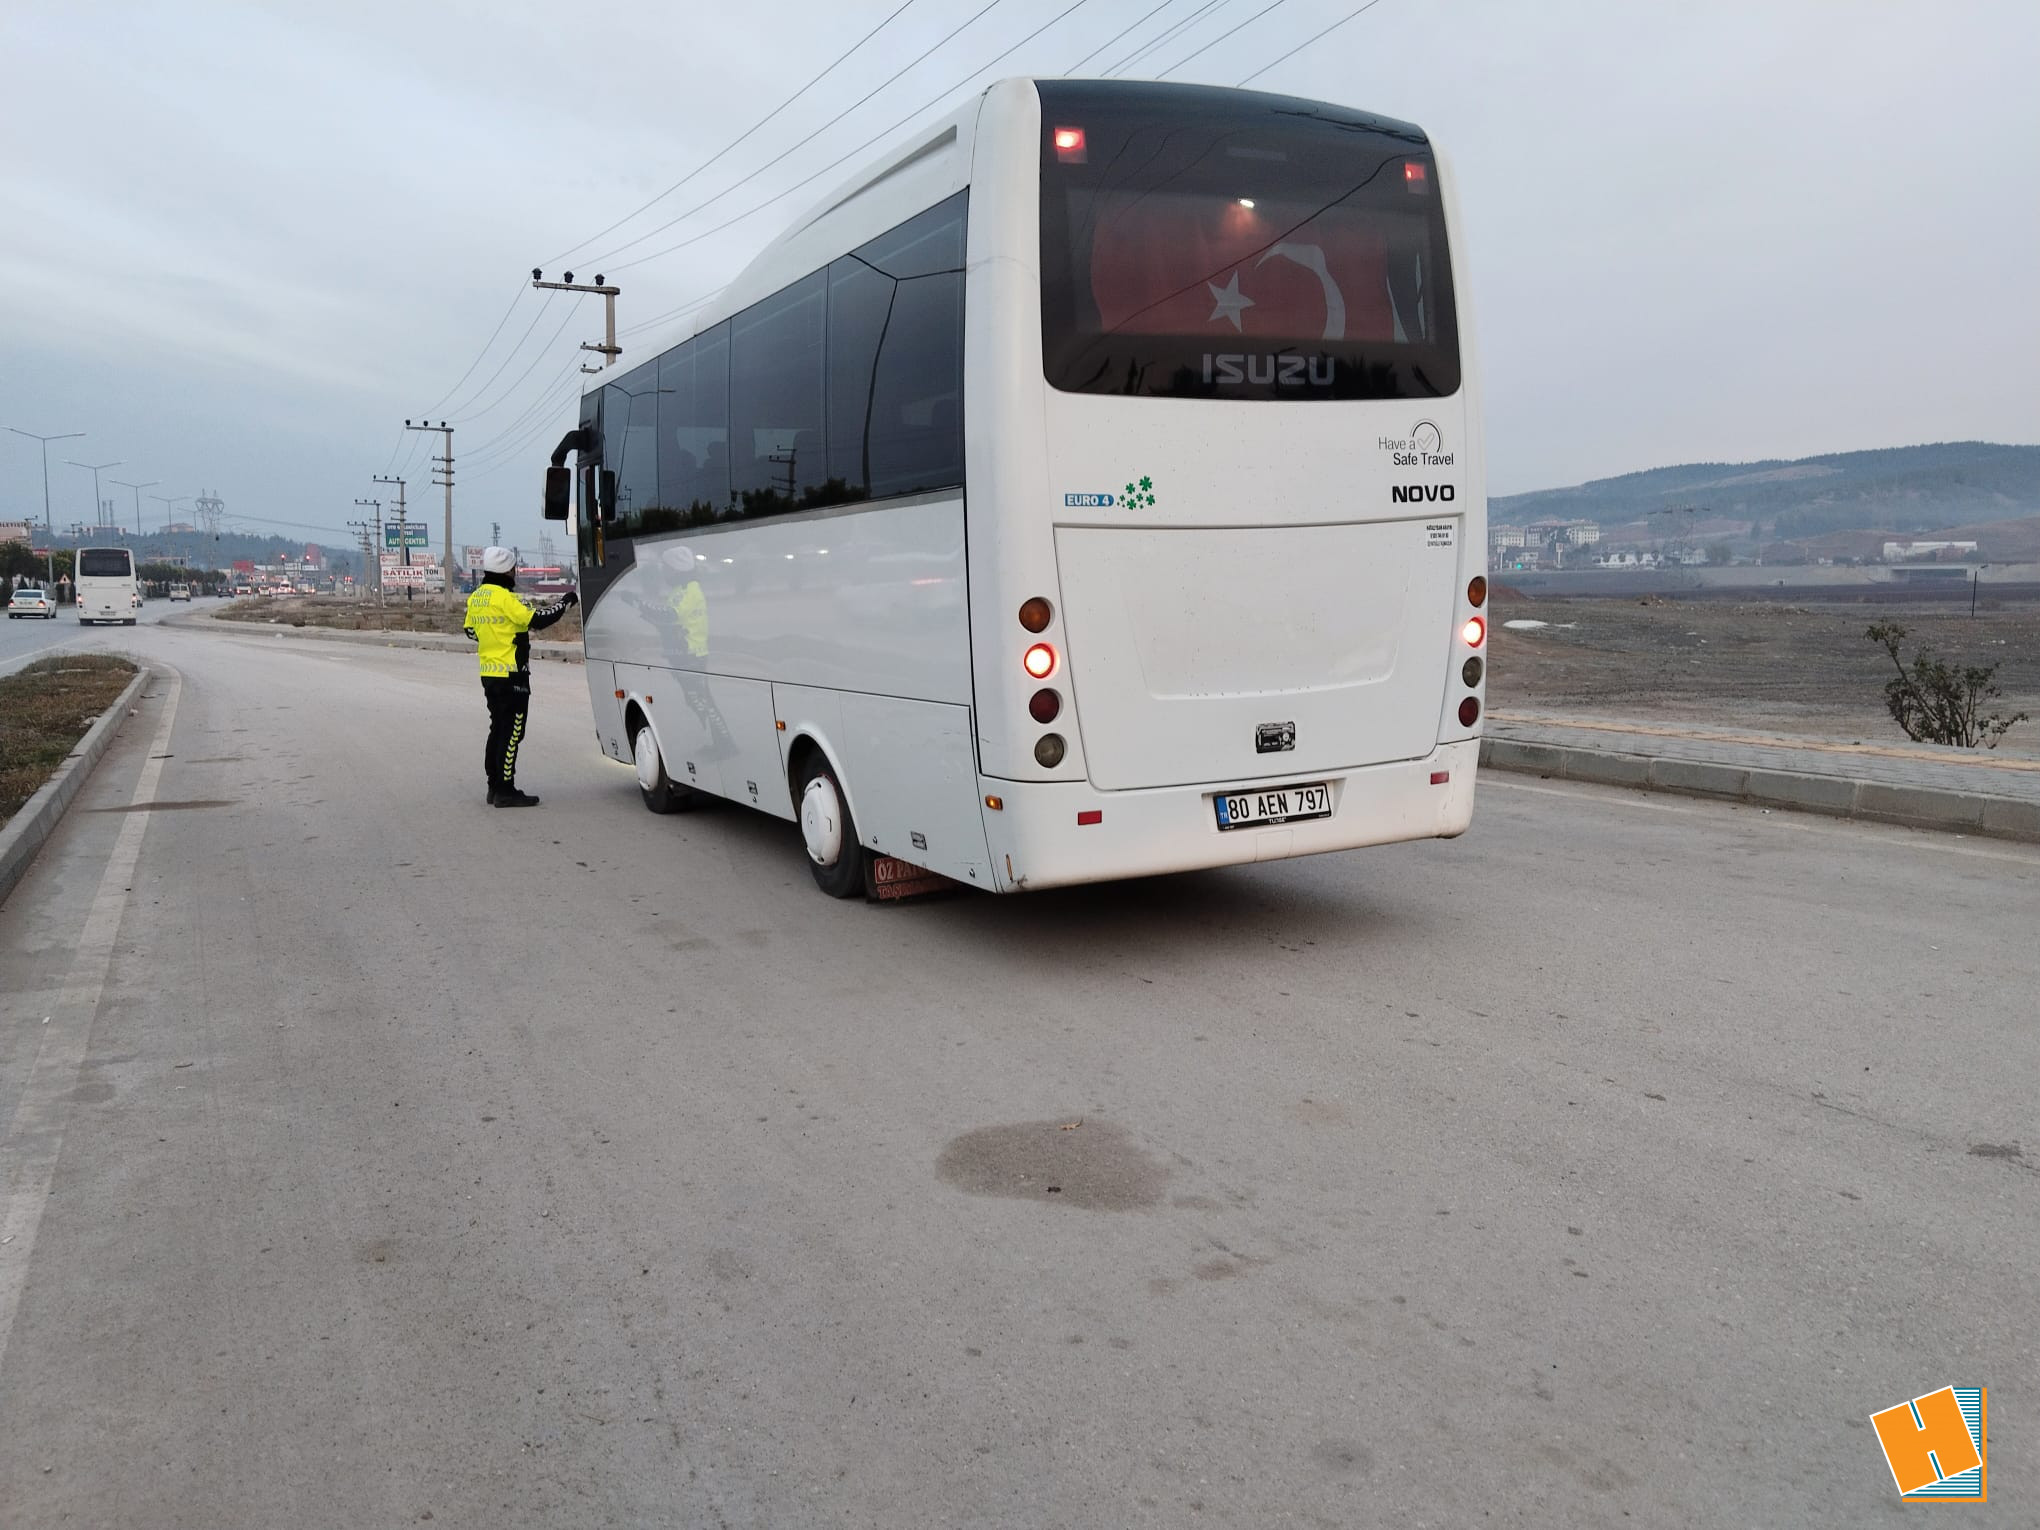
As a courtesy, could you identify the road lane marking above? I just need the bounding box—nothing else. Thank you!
[1482,776,2040,866]
[0,665,183,1381]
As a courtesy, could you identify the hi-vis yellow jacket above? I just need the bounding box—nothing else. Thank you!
[464,583,535,679]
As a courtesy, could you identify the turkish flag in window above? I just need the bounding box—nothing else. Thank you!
[1086,192,1396,342]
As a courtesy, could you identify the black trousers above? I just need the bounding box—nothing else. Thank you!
[482,675,531,792]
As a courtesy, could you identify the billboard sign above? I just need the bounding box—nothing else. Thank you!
[384,524,429,549]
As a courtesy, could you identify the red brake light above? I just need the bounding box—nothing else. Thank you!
[1023,643,1056,679]
[1053,126,1087,163]
[1461,616,1485,648]
[1404,160,1429,191]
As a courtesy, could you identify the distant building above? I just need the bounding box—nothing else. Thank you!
[1882,540,1978,562]
[1562,521,1600,545]
[0,519,31,545]
[1489,527,1526,549]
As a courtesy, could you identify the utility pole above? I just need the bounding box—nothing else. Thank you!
[403,420,456,600]
[346,519,376,603]
[66,459,122,536]
[372,472,412,602]
[355,497,395,603]
[490,520,501,548]
[531,270,622,373]
[6,426,84,586]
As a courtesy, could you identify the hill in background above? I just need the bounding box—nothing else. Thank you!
[1494,442,2040,556]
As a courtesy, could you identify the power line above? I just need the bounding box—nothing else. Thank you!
[462,0,1301,475]
[1064,0,1177,75]
[1105,0,1228,76]
[415,280,531,419]
[609,0,1096,274]
[587,0,1009,269]
[1156,0,1289,78]
[453,304,580,424]
[546,0,925,267]
[444,291,557,421]
[1235,0,1388,86]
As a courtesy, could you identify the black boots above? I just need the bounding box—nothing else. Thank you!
[487,787,541,807]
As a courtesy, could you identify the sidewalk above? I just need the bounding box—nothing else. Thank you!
[1482,710,2040,842]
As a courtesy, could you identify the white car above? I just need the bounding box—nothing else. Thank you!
[169,584,191,601]
[8,588,57,619]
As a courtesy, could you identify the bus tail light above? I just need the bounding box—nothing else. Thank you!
[1077,810,1102,826]
[1461,616,1485,648]
[1467,575,1486,607]
[1459,698,1481,727]
[1053,127,1087,162]
[1404,160,1429,192]
[1462,656,1483,687]
[1024,643,1056,679]
[1018,596,1053,632]
[1029,688,1061,723]
[1035,734,1066,768]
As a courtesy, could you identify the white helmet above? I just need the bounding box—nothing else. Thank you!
[481,546,516,574]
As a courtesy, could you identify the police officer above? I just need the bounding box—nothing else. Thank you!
[463,547,576,807]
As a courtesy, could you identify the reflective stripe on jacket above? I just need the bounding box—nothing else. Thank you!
[465,583,534,678]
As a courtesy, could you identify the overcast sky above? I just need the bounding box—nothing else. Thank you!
[3,0,2036,553]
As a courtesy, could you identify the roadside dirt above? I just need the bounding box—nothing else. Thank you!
[1486,593,2040,756]
[212,594,582,642]
[0,655,139,822]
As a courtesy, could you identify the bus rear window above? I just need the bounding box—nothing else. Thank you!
[78,549,133,578]
[1037,81,1459,402]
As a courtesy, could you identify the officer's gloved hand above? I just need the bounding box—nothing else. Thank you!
[563,590,579,608]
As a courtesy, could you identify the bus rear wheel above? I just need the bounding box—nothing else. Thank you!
[632,719,694,814]
[797,755,867,899]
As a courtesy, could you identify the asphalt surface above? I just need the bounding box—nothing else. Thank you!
[1,620,2035,1529]
[0,591,201,678]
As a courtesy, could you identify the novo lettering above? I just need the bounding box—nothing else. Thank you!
[1390,484,1456,504]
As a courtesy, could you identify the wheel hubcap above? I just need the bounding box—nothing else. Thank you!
[633,727,661,791]
[801,775,844,867]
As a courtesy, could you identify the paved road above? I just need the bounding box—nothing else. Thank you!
[0,592,211,678]
[1,623,2034,1528]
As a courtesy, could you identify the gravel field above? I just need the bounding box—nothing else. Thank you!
[1487,593,2040,756]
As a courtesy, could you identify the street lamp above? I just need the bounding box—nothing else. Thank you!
[6,426,84,585]
[150,493,191,536]
[66,459,122,536]
[111,478,159,538]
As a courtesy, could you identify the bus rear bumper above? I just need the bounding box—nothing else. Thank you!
[981,740,1478,893]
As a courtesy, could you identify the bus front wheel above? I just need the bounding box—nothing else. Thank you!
[632,719,693,814]
[798,755,867,899]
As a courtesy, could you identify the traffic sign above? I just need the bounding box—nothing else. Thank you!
[384,524,429,549]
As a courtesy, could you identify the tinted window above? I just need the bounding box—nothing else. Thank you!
[1037,80,1459,401]
[79,549,132,578]
[658,324,730,524]
[828,193,965,500]
[600,361,667,541]
[729,272,830,518]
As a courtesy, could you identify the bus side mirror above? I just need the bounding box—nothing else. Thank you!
[542,466,571,521]
[599,470,619,524]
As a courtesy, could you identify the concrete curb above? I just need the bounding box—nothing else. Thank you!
[1480,736,2040,844]
[164,610,583,664]
[0,665,151,907]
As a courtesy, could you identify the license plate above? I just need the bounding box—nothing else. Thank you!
[1214,782,1331,830]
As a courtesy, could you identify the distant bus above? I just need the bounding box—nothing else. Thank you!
[75,546,138,626]
[550,78,1486,897]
